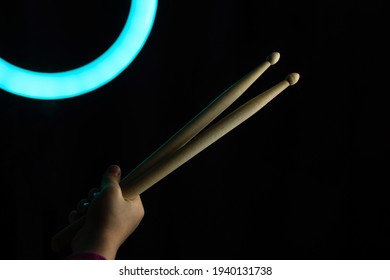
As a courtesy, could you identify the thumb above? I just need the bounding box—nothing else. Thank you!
[101,164,122,190]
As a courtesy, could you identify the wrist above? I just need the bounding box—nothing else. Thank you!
[72,228,120,260]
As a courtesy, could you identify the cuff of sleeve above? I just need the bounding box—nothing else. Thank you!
[67,251,107,260]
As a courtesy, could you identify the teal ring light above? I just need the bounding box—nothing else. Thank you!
[0,0,158,100]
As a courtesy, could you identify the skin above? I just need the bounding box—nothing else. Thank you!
[68,164,145,260]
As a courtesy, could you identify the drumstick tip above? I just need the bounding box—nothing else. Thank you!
[286,73,300,85]
[266,52,280,65]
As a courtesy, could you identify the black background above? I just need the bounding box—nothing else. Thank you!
[0,0,388,260]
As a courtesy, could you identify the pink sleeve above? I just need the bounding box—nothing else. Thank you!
[67,251,107,260]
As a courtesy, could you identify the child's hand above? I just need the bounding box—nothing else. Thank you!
[69,165,144,260]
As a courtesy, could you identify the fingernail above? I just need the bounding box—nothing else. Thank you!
[108,165,121,176]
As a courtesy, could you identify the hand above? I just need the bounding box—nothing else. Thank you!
[68,164,145,260]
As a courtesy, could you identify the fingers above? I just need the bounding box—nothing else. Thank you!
[68,198,89,223]
[68,187,101,224]
[88,188,100,200]
[78,198,91,212]
[68,164,123,224]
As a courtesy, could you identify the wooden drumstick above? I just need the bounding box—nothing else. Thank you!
[120,52,280,184]
[120,73,300,198]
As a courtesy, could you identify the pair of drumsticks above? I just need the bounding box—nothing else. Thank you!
[51,52,299,252]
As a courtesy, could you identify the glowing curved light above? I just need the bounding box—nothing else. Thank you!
[0,0,158,100]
